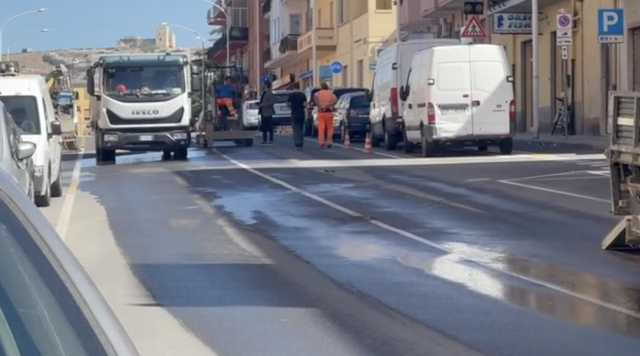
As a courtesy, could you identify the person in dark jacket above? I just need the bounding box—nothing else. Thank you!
[259,82,277,144]
[288,91,307,149]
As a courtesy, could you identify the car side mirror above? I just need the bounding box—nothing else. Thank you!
[427,78,436,86]
[50,121,62,136]
[17,142,36,160]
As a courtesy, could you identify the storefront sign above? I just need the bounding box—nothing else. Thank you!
[493,13,532,34]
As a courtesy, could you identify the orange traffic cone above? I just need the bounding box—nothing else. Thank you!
[364,131,373,153]
[343,128,351,148]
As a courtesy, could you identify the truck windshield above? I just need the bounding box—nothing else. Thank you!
[0,96,41,135]
[103,65,185,98]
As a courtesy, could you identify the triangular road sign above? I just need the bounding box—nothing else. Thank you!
[462,16,486,38]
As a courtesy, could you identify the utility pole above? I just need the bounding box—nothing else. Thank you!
[532,0,540,138]
[255,0,261,94]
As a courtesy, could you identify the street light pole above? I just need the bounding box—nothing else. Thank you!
[532,0,540,138]
[0,8,47,61]
[203,0,230,67]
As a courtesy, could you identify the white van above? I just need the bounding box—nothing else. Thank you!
[0,75,63,206]
[370,39,458,150]
[401,44,515,156]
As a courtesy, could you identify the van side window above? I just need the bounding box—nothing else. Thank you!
[4,109,20,161]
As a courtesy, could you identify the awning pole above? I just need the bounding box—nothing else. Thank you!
[532,0,540,138]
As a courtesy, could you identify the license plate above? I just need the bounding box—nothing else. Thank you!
[139,135,153,142]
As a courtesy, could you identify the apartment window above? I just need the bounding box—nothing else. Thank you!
[633,27,640,91]
[357,60,364,88]
[290,14,302,35]
[376,0,392,10]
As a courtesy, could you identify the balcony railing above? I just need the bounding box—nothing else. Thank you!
[208,6,248,27]
[297,27,337,53]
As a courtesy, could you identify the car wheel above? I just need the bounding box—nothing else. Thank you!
[384,128,397,151]
[174,148,188,160]
[50,172,63,198]
[421,127,435,157]
[499,138,513,155]
[35,180,51,207]
[478,144,489,152]
[101,149,116,165]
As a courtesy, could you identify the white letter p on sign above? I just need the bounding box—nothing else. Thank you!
[604,12,619,32]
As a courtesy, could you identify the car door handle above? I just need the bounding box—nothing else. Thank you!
[408,104,413,109]
[463,94,470,98]
[472,100,481,107]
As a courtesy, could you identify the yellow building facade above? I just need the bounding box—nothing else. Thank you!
[492,0,635,135]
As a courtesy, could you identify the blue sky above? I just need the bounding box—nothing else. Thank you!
[2,0,214,52]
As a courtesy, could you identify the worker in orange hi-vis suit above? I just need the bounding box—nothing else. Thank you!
[313,82,338,148]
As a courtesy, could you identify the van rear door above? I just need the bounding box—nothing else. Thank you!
[432,47,473,138]
[469,45,512,136]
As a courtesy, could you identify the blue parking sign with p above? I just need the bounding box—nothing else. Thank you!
[598,9,624,43]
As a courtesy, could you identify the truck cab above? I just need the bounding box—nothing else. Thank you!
[88,53,194,164]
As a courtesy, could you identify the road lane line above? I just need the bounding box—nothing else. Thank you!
[217,150,640,320]
[303,137,403,159]
[498,180,610,204]
[56,152,83,241]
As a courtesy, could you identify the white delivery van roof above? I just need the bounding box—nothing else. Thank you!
[0,75,46,96]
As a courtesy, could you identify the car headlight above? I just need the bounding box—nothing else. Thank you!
[103,134,119,142]
[172,132,189,140]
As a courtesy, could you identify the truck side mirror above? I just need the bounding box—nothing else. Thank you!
[400,85,410,101]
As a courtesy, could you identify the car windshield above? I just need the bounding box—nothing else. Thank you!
[350,95,370,108]
[103,65,185,98]
[0,200,108,356]
[246,102,259,110]
[0,96,40,135]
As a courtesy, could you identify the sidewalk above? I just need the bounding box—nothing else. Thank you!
[514,133,608,152]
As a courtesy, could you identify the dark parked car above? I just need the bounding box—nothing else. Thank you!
[304,87,370,136]
[333,92,371,141]
[0,169,138,356]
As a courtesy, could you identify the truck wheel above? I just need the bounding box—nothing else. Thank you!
[174,148,188,160]
[421,128,435,157]
[499,138,513,155]
[244,139,254,147]
[50,173,63,198]
[384,128,397,151]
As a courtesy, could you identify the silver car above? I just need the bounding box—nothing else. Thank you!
[0,168,139,356]
[0,101,35,200]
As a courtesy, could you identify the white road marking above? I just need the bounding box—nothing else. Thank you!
[217,150,640,320]
[497,180,610,203]
[303,137,403,159]
[56,152,84,241]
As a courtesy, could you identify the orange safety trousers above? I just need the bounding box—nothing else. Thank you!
[317,111,334,147]
[216,98,237,116]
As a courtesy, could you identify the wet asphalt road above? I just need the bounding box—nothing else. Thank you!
[45,135,640,356]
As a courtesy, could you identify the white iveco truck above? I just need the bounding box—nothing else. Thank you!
[87,53,199,164]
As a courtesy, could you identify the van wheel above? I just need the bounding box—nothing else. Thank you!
[162,150,172,160]
[421,129,435,157]
[384,129,397,151]
[50,174,63,198]
[35,183,51,207]
[499,138,513,155]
